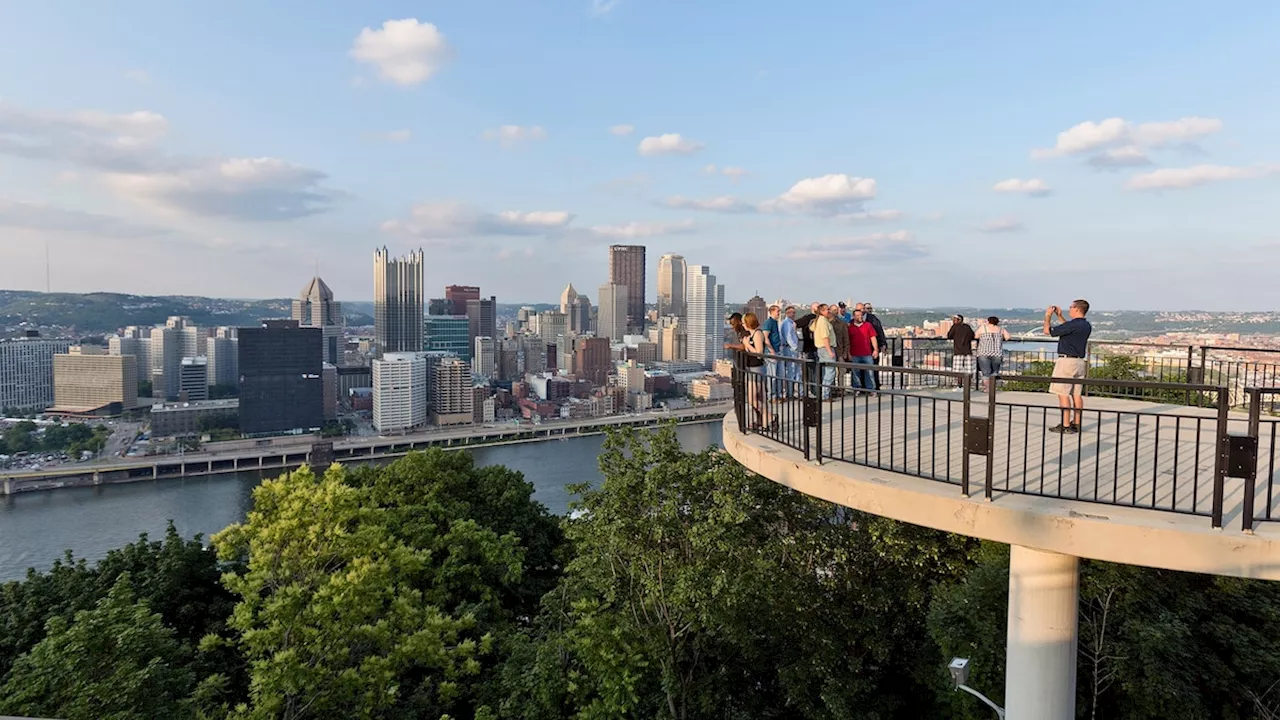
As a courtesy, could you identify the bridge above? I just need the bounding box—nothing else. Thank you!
[1,402,730,496]
[722,354,1279,719]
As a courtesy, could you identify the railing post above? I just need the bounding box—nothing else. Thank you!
[801,359,812,461]
[986,378,998,500]
[1212,387,1229,529]
[961,382,971,497]
[1243,389,1262,532]
[814,357,824,464]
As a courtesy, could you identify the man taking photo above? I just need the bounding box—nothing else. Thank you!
[1044,299,1093,434]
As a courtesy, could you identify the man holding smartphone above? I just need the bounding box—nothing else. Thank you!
[1044,299,1092,433]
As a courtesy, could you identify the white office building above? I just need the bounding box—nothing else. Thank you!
[473,336,497,379]
[0,337,73,411]
[372,352,428,432]
[657,253,687,320]
[206,328,239,388]
[597,282,629,343]
[686,265,726,368]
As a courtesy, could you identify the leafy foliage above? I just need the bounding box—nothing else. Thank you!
[1,421,110,456]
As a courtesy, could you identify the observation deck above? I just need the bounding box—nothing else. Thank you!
[722,351,1280,719]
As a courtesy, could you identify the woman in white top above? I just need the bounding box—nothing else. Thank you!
[742,313,777,431]
[975,316,1011,393]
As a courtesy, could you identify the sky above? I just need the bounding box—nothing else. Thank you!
[0,0,1278,311]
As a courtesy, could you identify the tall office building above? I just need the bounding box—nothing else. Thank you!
[0,336,74,411]
[575,336,612,387]
[598,283,630,343]
[292,276,344,365]
[238,320,323,435]
[569,295,592,334]
[51,351,137,415]
[609,244,646,333]
[374,247,424,353]
[657,253,687,319]
[428,298,452,316]
[445,285,480,316]
[560,283,579,314]
[179,357,209,402]
[659,324,688,362]
[466,296,497,345]
[149,325,182,400]
[538,311,568,344]
[109,329,150,390]
[472,336,497,379]
[520,336,547,375]
[424,315,472,361]
[372,352,428,432]
[206,328,239,388]
[431,358,473,426]
[497,339,520,382]
[743,294,768,320]
[686,265,726,368]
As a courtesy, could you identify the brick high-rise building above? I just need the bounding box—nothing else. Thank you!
[608,244,646,334]
[445,285,481,315]
[575,336,613,387]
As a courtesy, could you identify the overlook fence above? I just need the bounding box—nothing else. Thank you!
[730,350,1280,532]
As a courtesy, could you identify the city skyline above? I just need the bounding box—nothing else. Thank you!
[0,2,1278,310]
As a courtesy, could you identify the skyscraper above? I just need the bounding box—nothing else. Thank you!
[179,357,209,402]
[537,311,568,344]
[472,336,497,379]
[431,358,473,426]
[598,283,629,343]
[608,244,646,333]
[372,352,428,432]
[466,296,497,345]
[743,294,768,320]
[569,295,592,335]
[206,328,239,388]
[374,247,424,353]
[686,265,726,368]
[424,315,472,361]
[575,336,613,387]
[292,276,344,365]
[0,336,73,411]
[445,285,481,316]
[238,320,323,436]
[657,253,687,319]
[560,283,579,313]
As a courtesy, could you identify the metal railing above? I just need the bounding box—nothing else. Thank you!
[733,351,1275,531]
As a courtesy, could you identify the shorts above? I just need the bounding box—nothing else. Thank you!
[977,355,1002,378]
[1049,357,1088,397]
[952,355,976,375]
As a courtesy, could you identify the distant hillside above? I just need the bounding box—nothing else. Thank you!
[0,290,373,334]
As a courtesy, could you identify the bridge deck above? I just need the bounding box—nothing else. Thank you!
[752,390,1278,529]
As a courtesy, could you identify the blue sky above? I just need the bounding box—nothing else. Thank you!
[0,0,1277,310]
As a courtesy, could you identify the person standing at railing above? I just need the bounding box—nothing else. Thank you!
[813,303,838,401]
[742,312,777,431]
[975,316,1011,393]
[848,309,879,393]
[947,314,977,389]
[860,302,889,387]
[831,302,851,395]
[725,312,748,430]
[780,306,800,398]
[762,305,784,401]
[1045,299,1093,434]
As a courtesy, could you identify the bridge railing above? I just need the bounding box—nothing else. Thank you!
[733,351,1272,531]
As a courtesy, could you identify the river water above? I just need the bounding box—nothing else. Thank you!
[0,422,724,581]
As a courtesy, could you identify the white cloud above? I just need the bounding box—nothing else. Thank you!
[758,174,876,215]
[105,157,336,221]
[1032,116,1222,161]
[0,198,172,239]
[786,231,928,262]
[583,219,696,240]
[1087,146,1152,169]
[992,178,1052,197]
[483,125,548,147]
[381,202,574,239]
[382,129,412,142]
[1124,163,1279,191]
[839,209,906,223]
[660,195,756,214]
[609,124,635,136]
[703,164,748,181]
[349,19,452,86]
[0,102,169,172]
[637,133,704,156]
[589,0,620,16]
[977,216,1024,233]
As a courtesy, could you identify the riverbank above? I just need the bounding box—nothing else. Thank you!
[0,404,731,497]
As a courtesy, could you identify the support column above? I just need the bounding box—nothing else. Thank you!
[1005,545,1079,720]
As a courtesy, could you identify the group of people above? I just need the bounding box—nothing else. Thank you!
[728,297,1094,436]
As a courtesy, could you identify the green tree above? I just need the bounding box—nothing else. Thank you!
[213,463,499,719]
[0,575,196,720]
[502,425,976,719]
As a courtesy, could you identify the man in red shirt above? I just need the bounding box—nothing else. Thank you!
[847,308,879,392]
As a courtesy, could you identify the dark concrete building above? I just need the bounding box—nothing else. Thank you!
[609,244,646,334]
[238,320,323,436]
[466,296,497,346]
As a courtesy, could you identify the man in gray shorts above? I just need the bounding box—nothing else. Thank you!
[1044,299,1092,433]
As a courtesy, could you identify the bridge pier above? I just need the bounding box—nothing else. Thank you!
[1005,545,1079,720]
[93,470,102,486]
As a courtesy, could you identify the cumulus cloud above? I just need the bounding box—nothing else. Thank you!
[660,173,878,216]
[977,216,1024,233]
[1087,146,1153,169]
[0,198,172,239]
[381,202,574,239]
[786,231,928,262]
[637,133,704,156]
[582,219,696,240]
[660,195,756,214]
[1032,116,1223,164]
[0,102,170,172]
[349,19,452,86]
[609,124,635,136]
[105,157,336,221]
[1124,164,1279,191]
[992,178,1052,196]
[839,209,906,223]
[483,125,548,146]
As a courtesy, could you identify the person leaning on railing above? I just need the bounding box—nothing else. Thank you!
[742,312,777,430]
[975,316,1010,394]
[1044,299,1093,434]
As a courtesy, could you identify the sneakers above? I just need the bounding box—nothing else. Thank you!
[1048,423,1078,434]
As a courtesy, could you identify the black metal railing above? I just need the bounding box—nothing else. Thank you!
[731,350,1274,531]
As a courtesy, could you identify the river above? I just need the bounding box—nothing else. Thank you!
[0,422,725,582]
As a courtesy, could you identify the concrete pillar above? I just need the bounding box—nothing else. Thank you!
[1005,545,1079,720]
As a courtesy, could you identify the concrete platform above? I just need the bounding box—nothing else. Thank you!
[725,390,1280,580]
